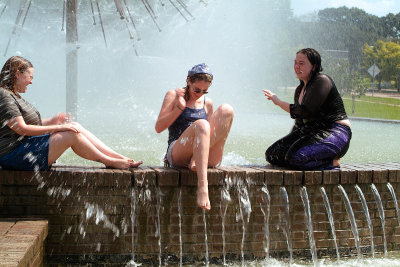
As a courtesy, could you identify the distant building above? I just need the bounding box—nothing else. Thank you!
[324,49,349,60]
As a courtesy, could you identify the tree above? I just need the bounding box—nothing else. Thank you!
[363,40,400,91]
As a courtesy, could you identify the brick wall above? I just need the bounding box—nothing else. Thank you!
[1,163,400,265]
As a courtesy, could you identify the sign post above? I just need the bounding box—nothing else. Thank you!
[368,63,380,96]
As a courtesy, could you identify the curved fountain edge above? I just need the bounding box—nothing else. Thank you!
[0,162,400,265]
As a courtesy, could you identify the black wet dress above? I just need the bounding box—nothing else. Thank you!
[265,73,352,170]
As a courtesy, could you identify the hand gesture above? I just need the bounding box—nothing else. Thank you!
[175,88,186,111]
[262,89,279,105]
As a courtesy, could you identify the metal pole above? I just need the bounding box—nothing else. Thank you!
[114,0,125,19]
[0,0,9,19]
[124,0,141,40]
[21,0,32,27]
[3,0,27,57]
[66,0,78,119]
[168,0,188,22]
[96,0,108,48]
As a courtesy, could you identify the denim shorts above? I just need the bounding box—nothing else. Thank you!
[0,134,51,171]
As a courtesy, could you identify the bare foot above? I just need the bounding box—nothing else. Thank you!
[105,158,134,169]
[333,158,341,167]
[129,160,143,168]
[197,185,211,210]
[189,157,197,172]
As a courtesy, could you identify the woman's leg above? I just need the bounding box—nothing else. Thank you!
[69,122,130,160]
[48,131,139,169]
[265,129,303,167]
[286,125,351,170]
[206,104,234,167]
[171,119,211,210]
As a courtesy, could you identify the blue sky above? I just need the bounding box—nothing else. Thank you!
[291,0,400,17]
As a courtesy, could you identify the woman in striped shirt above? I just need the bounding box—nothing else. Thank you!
[0,56,142,171]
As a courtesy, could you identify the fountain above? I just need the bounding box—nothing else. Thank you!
[1,0,400,266]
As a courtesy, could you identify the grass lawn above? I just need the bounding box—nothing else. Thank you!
[343,95,400,120]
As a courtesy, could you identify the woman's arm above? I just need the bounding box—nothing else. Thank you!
[155,89,185,133]
[205,98,214,121]
[42,112,71,126]
[263,89,290,113]
[7,116,79,136]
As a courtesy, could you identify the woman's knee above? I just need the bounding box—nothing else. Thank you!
[51,131,80,146]
[217,103,234,119]
[193,119,210,135]
[70,122,83,131]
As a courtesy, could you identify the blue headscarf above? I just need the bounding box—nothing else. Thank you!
[187,63,213,78]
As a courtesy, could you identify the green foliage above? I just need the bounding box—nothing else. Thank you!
[363,40,400,90]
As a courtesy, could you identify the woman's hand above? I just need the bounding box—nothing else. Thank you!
[53,112,72,124]
[54,123,79,133]
[175,88,186,111]
[43,112,72,126]
[262,89,290,113]
[262,89,280,105]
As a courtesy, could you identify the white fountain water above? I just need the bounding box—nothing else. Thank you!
[156,186,163,266]
[261,185,271,259]
[237,178,251,266]
[319,187,340,261]
[300,186,318,267]
[279,186,293,264]
[387,183,400,228]
[354,184,375,257]
[126,187,141,267]
[178,187,183,267]
[203,209,209,267]
[220,178,232,266]
[338,185,361,259]
[370,184,387,256]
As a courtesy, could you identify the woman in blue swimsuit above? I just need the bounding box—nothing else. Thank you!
[155,63,234,210]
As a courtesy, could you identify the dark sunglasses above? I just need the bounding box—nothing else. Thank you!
[193,89,208,94]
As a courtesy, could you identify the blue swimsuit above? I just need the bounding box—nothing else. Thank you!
[165,98,207,165]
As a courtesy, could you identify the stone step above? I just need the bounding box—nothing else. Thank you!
[0,219,48,267]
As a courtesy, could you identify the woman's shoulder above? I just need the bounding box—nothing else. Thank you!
[313,73,333,86]
[0,87,14,98]
[165,88,182,97]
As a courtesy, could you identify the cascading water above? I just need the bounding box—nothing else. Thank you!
[178,187,183,267]
[320,187,340,261]
[300,186,318,267]
[387,183,400,228]
[237,177,251,266]
[371,184,387,256]
[24,153,126,255]
[261,185,271,259]
[279,186,293,264]
[220,177,232,266]
[126,187,141,267]
[203,209,209,267]
[354,184,375,257]
[156,186,162,266]
[338,185,361,258]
